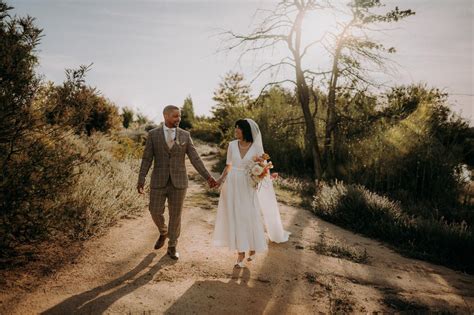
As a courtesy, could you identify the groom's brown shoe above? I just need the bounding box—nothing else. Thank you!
[154,233,168,250]
[167,247,179,260]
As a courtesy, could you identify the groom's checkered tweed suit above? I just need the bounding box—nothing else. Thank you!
[138,125,211,247]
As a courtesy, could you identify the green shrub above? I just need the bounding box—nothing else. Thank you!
[253,86,313,176]
[0,129,91,251]
[111,131,145,161]
[340,85,471,205]
[121,107,134,129]
[54,135,147,239]
[43,65,121,136]
[191,119,221,143]
[312,181,474,273]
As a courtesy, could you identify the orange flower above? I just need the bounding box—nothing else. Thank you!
[262,153,270,160]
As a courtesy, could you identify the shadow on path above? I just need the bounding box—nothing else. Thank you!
[42,253,175,314]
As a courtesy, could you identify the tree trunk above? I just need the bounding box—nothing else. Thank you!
[291,8,323,182]
[323,38,343,179]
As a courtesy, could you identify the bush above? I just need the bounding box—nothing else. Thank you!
[312,181,474,273]
[111,130,146,161]
[0,3,89,253]
[0,2,146,265]
[52,134,147,239]
[340,85,471,205]
[121,107,134,129]
[210,85,315,177]
[0,129,92,252]
[43,65,121,136]
[253,86,313,176]
[191,119,221,143]
[0,131,148,253]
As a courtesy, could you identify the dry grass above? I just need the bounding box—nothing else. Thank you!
[310,231,370,264]
[55,133,147,239]
[273,176,314,209]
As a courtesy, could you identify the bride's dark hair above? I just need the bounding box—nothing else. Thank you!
[235,119,253,142]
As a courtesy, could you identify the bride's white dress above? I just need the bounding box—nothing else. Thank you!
[213,138,290,252]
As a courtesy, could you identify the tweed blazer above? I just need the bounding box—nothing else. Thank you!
[137,126,211,189]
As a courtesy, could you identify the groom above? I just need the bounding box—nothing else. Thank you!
[137,105,217,260]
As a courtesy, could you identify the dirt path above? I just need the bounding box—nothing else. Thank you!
[1,145,473,314]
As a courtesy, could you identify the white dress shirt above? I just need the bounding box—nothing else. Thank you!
[163,124,176,144]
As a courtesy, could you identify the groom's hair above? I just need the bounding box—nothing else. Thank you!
[235,119,253,142]
[163,105,180,115]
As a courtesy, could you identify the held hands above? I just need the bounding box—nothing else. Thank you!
[215,176,224,188]
[207,176,219,189]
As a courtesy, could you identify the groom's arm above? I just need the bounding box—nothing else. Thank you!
[137,130,154,188]
[185,133,212,181]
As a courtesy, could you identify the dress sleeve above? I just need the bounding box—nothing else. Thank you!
[226,141,232,165]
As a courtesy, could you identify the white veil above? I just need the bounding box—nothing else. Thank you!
[245,118,291,243]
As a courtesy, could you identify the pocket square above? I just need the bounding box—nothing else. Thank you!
[176,138,187,146]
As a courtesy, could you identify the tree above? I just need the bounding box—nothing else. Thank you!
[121,107,134,129]
[222,1,328,182]
[322,0,414,178]
[180,95,195,130]
[136,111,151,126]
[212,72,252,141]
[212,72,251,109]
[0,1,42,173]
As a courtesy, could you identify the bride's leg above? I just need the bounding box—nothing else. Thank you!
[234,251,245,268]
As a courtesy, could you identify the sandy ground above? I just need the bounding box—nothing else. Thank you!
[1,145,473,314]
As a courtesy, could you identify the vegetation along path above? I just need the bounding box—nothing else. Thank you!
[1,145,473,314]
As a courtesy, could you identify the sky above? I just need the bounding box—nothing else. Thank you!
[10,0,474,125]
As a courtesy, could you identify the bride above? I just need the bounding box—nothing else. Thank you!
[213,118,291,268]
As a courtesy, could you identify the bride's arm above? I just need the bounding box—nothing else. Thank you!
[217,141,232,185]
[217,164,231,185]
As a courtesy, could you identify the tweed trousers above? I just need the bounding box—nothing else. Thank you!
[149,177,187,247]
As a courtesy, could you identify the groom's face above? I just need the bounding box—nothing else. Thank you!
[164,109,181,128]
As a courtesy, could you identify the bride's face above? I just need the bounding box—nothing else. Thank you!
[234,126,243,140]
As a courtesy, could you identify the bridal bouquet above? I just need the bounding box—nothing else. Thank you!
[247,153,278,190]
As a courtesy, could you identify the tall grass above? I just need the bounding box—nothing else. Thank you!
[54,134,147,239]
